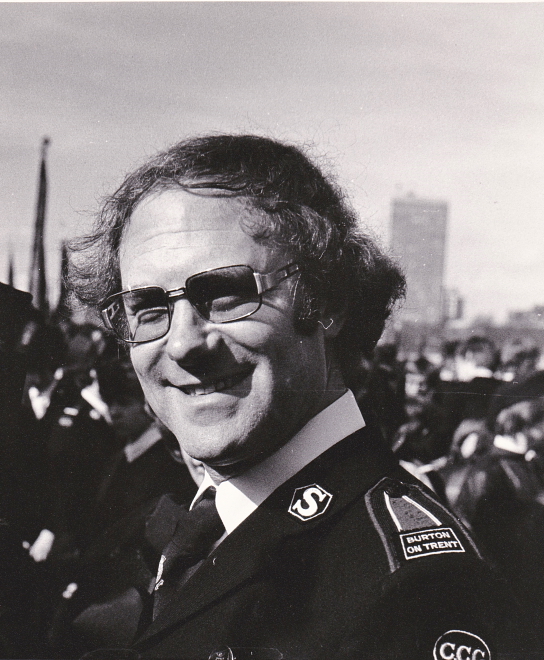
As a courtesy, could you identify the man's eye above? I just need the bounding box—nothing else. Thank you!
[133,307,168,324]
[208,294,246,312]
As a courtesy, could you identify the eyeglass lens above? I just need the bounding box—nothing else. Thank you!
[104,265,261,343]
[188,265,260,321]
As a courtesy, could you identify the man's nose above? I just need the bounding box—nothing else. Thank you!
[164,299,216,363]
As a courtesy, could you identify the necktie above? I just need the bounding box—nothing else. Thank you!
[152,487,224,619]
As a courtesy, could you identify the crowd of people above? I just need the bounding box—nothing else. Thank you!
[2,309,544,657]
[1,314,199,657]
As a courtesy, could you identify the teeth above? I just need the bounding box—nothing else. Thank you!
[183,374,246,396]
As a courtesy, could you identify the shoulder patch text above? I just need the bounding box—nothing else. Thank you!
[400,527,465,560]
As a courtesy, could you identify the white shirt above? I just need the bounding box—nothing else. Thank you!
[191,390,365,535]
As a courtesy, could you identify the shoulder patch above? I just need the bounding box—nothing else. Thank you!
[433,630,492,660]
[365,477,480,572]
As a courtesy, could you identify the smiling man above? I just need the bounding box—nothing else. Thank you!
[120,190,339,477]
[69,135,529,660]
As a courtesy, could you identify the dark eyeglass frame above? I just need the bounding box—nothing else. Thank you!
[100,262,300,344]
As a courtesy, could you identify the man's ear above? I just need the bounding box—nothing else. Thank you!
[318,303,348,339]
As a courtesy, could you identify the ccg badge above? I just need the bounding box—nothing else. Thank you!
[288,484,333,521]
[433,630,491,660]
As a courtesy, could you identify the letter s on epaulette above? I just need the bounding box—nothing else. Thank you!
[364,477,481,572]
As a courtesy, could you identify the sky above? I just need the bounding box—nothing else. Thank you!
[1,2,543,322]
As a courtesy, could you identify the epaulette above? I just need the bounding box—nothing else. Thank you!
[365,477,481,572]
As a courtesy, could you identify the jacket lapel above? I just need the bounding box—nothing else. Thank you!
[136,425,397,644]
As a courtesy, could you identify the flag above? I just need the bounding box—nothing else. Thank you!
[28,137,50,314]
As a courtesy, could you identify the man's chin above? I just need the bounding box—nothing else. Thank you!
[181,440,244,470]
[174,418,285,477]
[186,443,268,481]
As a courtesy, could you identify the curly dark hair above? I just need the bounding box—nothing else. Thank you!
[68,134,405,368]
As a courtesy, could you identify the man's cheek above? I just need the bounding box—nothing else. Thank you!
[138,380,165,419]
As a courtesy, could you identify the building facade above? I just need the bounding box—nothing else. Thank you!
[391,193,448,325]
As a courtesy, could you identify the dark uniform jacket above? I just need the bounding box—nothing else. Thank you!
[129,425,531,660]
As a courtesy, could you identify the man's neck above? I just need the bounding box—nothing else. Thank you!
[209,397,349,484]
[192,390,365,533]
[204,360,348,484]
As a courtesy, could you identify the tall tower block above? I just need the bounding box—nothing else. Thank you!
[391,193,447,325]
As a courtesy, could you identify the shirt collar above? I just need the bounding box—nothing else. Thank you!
[191,390,365,534]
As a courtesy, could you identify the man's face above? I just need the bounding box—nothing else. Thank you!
[120,189,333,475]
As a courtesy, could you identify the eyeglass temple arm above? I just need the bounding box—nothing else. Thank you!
[254,263,300,294]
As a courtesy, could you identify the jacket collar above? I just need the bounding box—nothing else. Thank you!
[136,425,397,646]
[194,390,365,535]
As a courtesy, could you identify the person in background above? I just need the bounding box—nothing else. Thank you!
[487,339,544,425]
[437,336,502,442]
[498,339,540,384]
[451,398,544,646]
[0,283,48,658]
[93,358,198,532]
[47,360,198,658]
[28,364,117,565]
[392,356,449,497]
[350,343,406,445]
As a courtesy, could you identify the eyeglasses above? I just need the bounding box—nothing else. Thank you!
[100,262,300,344]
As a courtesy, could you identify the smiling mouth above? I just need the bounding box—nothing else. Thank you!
[180,371,251,397]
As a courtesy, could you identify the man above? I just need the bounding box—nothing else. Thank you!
[69,135,529,660]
